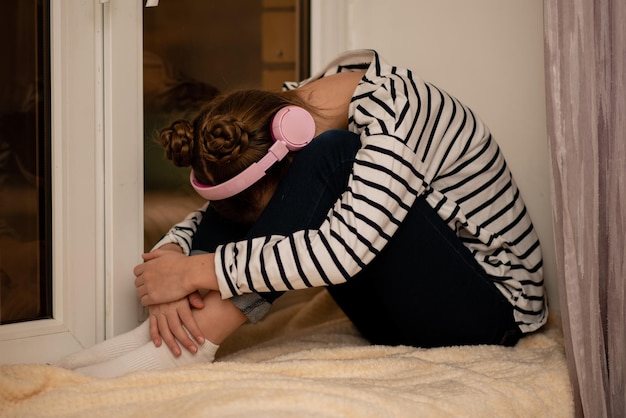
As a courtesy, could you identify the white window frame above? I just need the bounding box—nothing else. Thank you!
[0,0,143,364]
[101,0,145,342]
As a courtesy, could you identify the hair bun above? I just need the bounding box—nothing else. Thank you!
[160,119,194,167]
[198,116,250,164]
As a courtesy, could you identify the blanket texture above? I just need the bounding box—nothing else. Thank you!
[1,288,573,417]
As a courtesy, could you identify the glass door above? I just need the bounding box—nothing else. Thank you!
[0,0,144,365]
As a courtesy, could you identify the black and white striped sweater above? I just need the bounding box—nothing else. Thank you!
[155,50,547,333]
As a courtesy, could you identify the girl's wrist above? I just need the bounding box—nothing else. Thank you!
[187,253,219,293]
[158,243,183,253]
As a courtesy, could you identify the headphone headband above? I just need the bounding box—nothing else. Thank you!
[190,106,315,200]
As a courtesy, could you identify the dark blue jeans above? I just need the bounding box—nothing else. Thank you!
[191,130,521,348]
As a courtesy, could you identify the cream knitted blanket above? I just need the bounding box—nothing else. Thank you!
[0,289,573,417]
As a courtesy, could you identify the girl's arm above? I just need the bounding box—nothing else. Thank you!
[140,205,210,353]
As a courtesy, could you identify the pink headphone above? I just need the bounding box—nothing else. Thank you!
[190,105,316,200]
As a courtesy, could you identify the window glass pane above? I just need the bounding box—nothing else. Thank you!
[142,1,235,250]
[0,0,52,324]
[143,0,305,250]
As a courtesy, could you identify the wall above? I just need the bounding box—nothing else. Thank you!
[311,0,558,309]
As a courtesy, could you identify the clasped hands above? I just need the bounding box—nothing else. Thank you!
[133,247,218,357]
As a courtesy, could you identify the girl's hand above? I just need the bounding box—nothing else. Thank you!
[134,250,197,305]
[148,294,206,356]
[134,250,219,306]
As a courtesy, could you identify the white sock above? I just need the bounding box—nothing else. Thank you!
[54,319,151,370]
[74,338,219,378]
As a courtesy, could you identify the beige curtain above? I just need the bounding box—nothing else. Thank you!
[543,0,625,417]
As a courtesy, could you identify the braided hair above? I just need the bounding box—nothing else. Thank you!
[160,89,312,223]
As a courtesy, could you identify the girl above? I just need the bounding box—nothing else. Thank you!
[58,50,547,378]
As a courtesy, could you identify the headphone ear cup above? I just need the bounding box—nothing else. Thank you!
[271,106,316,151]
[190,106,316,201]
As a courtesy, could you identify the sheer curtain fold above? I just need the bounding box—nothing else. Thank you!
[543,0,626,417]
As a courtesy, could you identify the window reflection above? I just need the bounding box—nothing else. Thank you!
[0,0,52,324]
[142,0,307,251]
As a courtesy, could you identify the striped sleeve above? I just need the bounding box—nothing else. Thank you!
[215,134,424,297]
[150,202,209,254]
[215,52,429,298]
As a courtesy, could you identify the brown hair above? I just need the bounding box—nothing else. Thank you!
[159,89,312,223]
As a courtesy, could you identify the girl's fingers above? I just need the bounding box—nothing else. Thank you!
[157,314,181,357]
[149,314,162,347]
[179,308,205,345]
[167,312,198,354]
[188,291,205,309]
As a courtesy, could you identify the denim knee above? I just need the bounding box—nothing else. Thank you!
[297,130,361,176]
